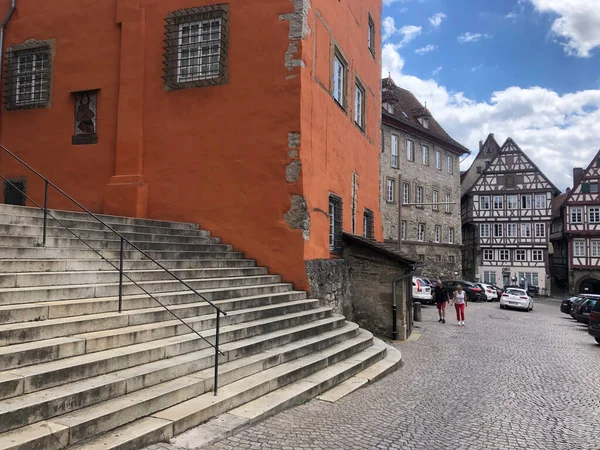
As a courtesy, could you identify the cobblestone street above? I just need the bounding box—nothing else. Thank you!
[194,299,600,450]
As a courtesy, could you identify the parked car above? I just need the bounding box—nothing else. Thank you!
[476,283,498,302]
[490,285,504,299]
[442,280,485,302]
[561,296,581,314]
[587,299,600,344]
[499,288,533,311]
[412,277,433,304]
[570,296,591,319]
[526,285,539,297]
[573,297,600,324]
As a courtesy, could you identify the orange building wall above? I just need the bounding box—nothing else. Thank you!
[0,0,383,291]
[300,0,383,261]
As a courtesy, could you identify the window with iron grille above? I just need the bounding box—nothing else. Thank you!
[329,194,343,254]
[401,220,406,240]
[4,41,52,110]
[163,5,229,90]
[363,208,374,239]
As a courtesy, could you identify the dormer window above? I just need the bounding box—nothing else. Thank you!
[418,116,429,128]
[386,103,394,114]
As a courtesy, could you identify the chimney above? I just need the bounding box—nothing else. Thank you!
[573,168,585,186]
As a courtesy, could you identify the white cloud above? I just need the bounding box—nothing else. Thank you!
[432,66,443,76]
[383,18,422,46]
[529,0,600,57]
[457,32,492,43]
[415,44,437,55]
[382,43,600,190]
[429,13,447,28]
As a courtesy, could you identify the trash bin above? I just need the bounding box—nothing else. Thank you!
[414,302,422,322]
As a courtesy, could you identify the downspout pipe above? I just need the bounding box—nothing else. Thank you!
[392,269,417,340]
[0,0,16,89]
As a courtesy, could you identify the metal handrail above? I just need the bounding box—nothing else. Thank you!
[0,144,226,395]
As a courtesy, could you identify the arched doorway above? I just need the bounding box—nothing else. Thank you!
[578,278,600,295]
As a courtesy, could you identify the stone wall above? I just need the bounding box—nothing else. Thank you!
[305,259,353,320]
[381,123,464,278]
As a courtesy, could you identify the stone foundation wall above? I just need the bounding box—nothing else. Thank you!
[305,259,353,320]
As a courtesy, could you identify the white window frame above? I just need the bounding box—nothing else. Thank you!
[507,195,518,210]
[493,196,504,210]
[515,249,527,261]
[589,207,600,224]
[422,145,429,165]
[448,227,454,244]
[499,249,510,261]
[484,271,496,284]
[483,249,493,261]
[417,223,425,242]
[507,223,517,237]
[434,225,441,243]
[480,223,490,238]
[391,135,399,168]
[386,178,396,203]
[435,150,441,170]
[445,193,451,213]
[177,19,222,83]
[534,194,546,209]
[532,250,543,261]
[416,186,423,205]
[574,240,586,257]
[535,223,545,238]
[354,82,365,128]
[571,207,583,224]
[406,140,414,161]
[432,190,439,211]
[521,223,532,238]
[591,240,600,257]
[401,220,406,240]
[480,196,491,210]
[521,194,532,209]
[493,223,503,238]
[367,15,375,55]
[402,183,409,205]
[333,52,346,107]
[447,155,453,174]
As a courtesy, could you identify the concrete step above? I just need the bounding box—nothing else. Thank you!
[0,293,312,371]
[0,275,284,306]
[0,289,305,346]
[0,204,200,230]
[0,247,246,261]
[0,223,218,244]
[0,235,234,253]
[0,315,351,401]
[0,258,258,273]
[0,267,270,289]
[0,324,368,449]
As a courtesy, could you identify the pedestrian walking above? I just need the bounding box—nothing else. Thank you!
[451,284,467,326]
[432,279,448,324]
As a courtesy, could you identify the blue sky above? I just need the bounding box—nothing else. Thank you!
[381,0,600,190]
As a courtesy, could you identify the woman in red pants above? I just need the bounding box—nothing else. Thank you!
[451,284,467,326]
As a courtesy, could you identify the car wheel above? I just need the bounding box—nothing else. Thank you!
[595,337,600,344]
[500,304,505,309]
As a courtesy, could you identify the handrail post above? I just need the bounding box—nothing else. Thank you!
[118,237,125,313]
[214,310,220,396]
[42,180,49,247]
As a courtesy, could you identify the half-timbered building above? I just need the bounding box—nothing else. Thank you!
[549,192,569,294]
[557,152,600,294]
[462,136,560,291]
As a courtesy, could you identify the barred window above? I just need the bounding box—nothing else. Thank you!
[4,42,51,110]
[163,5,229,90]
[329,194,343,254]
[363,208,374,239]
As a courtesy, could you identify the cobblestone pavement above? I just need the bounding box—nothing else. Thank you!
[191,299,600,450]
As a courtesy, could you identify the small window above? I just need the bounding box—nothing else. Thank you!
[493,223,503,238]
[499,249,510,261]
[333,51,348,108]
[480,196,491,210]
[591,240,600,257]
[493,196,504,210]
[521,195,532,209]
[388,103,395,114]
[2,179,26,206]
[448,227,455,244]
[418,254,425,261]
[434,225,441,243]
[422,145,429,165]
[535,223,545,237]
[416,186,423,206]
[402,183,410,205]
[435,150,441,170]
[480,223,490,238]
[391,135,399,168]
[590,207,600,224]
[571,207,583,223]
[532,250,543,261]
[592,184,599,194]
[386,178,396,203]
[354,81,365,129]
[432,190,439,210]
[515,249,526,261]
[406,140,414,161]
[436,254,442,262]
[163,5,229,90]
[445,193,451,213]
[574,240,586,257]
[476,166,482,174]
[329,194,343,254]
[401,220,406,240]
[447,155,453,174]
[417,223,425,242]
[582,183,591,193]
[4,41,52,110]
[448,255,455,263]
[368,15,376,56]
[507,195,518,209]
[363,208,374,239]
[483,249,493,261]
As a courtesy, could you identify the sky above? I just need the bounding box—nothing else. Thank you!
[381,0,600,191]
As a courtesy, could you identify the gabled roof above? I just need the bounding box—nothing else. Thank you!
[562,148,600,205]
[465,136,561,196]
[381,77,470,156]
[461,133,502,195]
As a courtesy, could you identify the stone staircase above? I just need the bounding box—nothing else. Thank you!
[0,204,401,450]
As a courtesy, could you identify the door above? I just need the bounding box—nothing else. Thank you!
[3,180,26,206]
[502,273,510,287]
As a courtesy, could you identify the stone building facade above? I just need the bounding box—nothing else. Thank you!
[380,77,469,280]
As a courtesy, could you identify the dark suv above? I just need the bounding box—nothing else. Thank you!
[589,299,600,344]
[442,280,485,302]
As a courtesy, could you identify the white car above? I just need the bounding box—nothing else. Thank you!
[412,277,432,303]
[478,283,498,301]
[499,288,533,311]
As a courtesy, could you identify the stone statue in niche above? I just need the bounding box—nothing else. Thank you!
[72,90,98,145]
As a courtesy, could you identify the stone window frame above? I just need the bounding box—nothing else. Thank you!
[417,223,425,242]
[4,39,54,111]
[415,185,424,207]
[406,139,415,161]
[436,254,442,262]
[435,150,441,170]
[402,182,410,205]
[421,144,429,166]
[367,13,376,58]
[391,134,399,168]
[328,193,343,255]
[434,225,441,243]
[163,4,230,91]
[432,190,439,211]
[445,192,451,213]
[448,254,455,263]
[332,47,349,111]
[401,220,406,240]
[386,177,396,203]
[447,154,453,174]
[448,227,455,244]
[363,208,374,239]
[353,78,366,131]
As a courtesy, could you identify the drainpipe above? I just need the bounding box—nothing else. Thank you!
[0,0,16,87]
[392,269,416,340]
